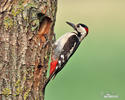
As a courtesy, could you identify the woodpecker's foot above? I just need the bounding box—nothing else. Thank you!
[52,33,56,43]
[42,40,50,49]
[42,34,50,48]
[42,33,56,49]
[42,75,52,95]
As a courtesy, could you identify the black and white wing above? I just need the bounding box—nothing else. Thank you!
[55,34,80,75]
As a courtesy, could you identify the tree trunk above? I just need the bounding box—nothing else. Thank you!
[0,0,57,100]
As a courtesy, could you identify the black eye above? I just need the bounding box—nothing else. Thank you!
[77,25,80,28]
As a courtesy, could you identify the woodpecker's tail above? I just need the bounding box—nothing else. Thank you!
[42,71,56,95]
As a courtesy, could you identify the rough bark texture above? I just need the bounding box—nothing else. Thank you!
[0,0,57,100]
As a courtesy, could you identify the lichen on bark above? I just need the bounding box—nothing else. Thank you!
[0,0,57,100]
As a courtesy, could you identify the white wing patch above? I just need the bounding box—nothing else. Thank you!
[60,54,65,62]
[61,55,64,59]
[56,66,58,69]
[58,60,61,64]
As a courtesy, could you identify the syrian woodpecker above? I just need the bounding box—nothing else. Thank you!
[44,21,88,90]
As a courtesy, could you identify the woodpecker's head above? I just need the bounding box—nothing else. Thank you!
[66,21,88,40]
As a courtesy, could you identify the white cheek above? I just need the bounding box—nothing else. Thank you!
[80,27,86,33]
[83,29,86,33]
[77,26,86,34]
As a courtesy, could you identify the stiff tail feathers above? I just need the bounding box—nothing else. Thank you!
[42,69,57,95]
[42,59,58,95]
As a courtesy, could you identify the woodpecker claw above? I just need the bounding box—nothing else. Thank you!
[42,40,50,48]
[42,34,49,49]
[42,71,55,95]
[52,33,56,43]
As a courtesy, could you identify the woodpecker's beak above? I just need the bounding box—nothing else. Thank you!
[66,21,76,30]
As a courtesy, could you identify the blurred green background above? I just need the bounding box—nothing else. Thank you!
[45,0,125,100]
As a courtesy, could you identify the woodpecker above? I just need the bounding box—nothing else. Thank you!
[44,21,88,90]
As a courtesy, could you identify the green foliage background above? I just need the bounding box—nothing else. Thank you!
[45,0,125,100]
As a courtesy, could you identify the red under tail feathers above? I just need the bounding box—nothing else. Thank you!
[50,60,58,75]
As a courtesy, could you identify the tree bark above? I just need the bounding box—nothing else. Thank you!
[0,0,57,100]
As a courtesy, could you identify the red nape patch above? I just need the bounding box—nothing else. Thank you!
[50,60,58,75]
[85,27,88,33]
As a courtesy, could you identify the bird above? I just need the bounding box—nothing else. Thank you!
[43,21,88,92]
